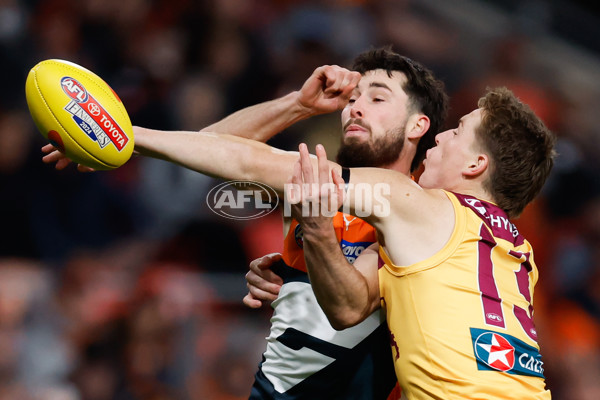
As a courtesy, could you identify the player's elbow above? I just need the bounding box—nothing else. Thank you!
[239,147,282,183]
[329,319,353,331]
[236,147,264,181]
[327,309,368,331]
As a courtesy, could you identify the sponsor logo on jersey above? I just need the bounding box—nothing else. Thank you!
[486,312,503,323]
[293,228,372,263]
[457,194,523,245]
[340,240,372,264]
[471,328,545,378]
[61,76,129,151]
[206,180,279,220]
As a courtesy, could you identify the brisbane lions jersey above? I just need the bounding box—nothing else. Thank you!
[378,192,551,399]
[249,212,398,400]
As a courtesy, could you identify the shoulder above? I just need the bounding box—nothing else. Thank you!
[389,186,454,224]
[376,188,457,266]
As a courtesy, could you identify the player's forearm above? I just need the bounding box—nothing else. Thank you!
[134,126,299,190]
[200,91,313,142]
[302,227,373,330]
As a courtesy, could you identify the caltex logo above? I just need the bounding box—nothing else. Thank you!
[474,332,515,372]
[470,327,545,378]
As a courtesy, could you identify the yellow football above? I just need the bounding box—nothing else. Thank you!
[25,59,134,170]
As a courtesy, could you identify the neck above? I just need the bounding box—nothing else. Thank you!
[450,183,494,205]
[380,149,414,176]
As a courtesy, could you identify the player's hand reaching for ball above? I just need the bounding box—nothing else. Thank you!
[41,143,95,172]
[27,59,134,170]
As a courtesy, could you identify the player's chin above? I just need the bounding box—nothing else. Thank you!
[417,175,437,189]
[343,132,370,144]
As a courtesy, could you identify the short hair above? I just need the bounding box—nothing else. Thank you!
[351,46,448,172]
[477,87,557,218]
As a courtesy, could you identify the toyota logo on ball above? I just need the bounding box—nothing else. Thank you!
[206,180,279,220]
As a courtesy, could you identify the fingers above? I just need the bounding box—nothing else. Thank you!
[298,143,314,183]
[244,283,279,305]
[55,158,72,170]
[292,143,341,219]
[41,144,71,170]
[41,145,95,172]
[242,293,263,309]
[316,144,330,188]
[244,253,283,307]
[288,159,302,203]
[316,144,335,208]
[332,168,346,206]
[299,143,315,190]
[347,71,361,90]
[41,143,56,154]
[76,164,96,173]
[323,66,360,95]
[250,252,283,279]
[315,144,341,215]
[41,149,65,164]
[296,143,333,197]
[332,167,345,188]
[299,65,360,114]
[338,72,360,101]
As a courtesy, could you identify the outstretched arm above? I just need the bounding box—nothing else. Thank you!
[287,144,381,329]
[132,128,305,192]
[42,65,360,169]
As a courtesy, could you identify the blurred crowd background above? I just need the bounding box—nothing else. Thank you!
[0,0,599,399]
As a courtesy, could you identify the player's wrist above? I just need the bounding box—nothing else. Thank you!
[290,91,320,119]
[301,221,336,243]
[132,126,152,154]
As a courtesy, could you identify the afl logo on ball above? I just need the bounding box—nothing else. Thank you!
[61,77,89,103]
[206,180,279,220]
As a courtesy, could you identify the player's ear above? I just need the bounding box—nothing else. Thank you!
[463,153,489,177]
[406,114,430,140]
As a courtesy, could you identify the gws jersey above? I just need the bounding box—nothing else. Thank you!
[378,191,551,400]
[250,212,398,400]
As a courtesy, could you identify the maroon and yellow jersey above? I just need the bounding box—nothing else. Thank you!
[378,191,551,399]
